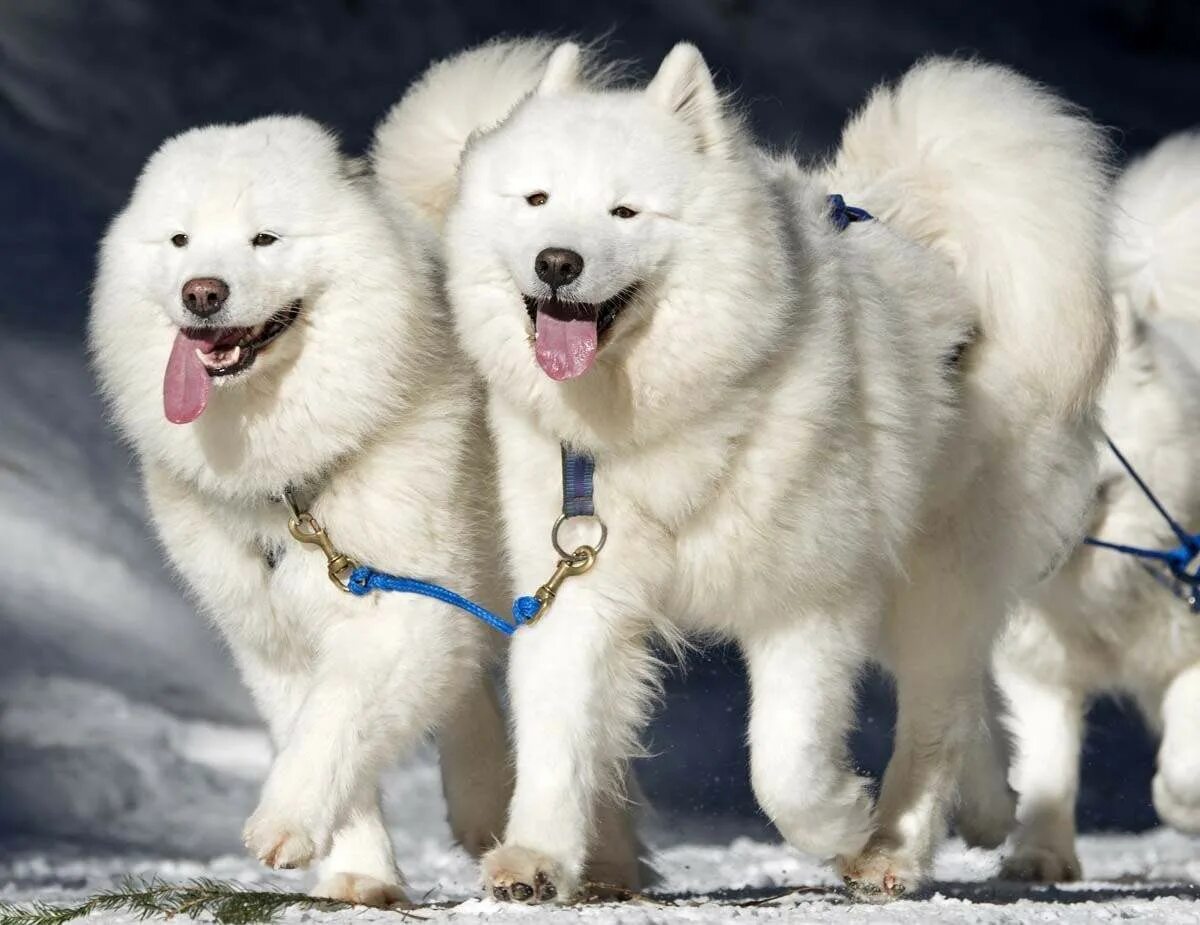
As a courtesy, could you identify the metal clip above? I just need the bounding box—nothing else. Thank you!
[528,545,596,623]
[282,490,358,592]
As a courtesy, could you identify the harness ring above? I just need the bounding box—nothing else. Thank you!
[552,513,607,560]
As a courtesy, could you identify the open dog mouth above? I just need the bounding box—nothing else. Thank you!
[522,286,639,381]
[187,300,303,377]
[163,301,302,425]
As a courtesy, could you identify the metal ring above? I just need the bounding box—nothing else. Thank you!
[552,513,607,560]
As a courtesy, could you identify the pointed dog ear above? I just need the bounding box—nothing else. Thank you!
[645,43,726,152]
[538,42,584,95]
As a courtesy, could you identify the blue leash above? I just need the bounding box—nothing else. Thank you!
[1084,435,1200,612]
[346,566,539,635]
[341,444,599,635]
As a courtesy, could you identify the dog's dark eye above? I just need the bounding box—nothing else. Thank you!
[171,233,188,248]
[525,192,549,207]
[252,232,278,247]
[611,206,639,219]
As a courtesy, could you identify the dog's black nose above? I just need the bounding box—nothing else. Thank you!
[181,277,230,318]
[534,248,583,290]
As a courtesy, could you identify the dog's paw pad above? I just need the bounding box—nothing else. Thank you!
[483,845,570,904]
[311,872,407,908]
[838,850,918,903]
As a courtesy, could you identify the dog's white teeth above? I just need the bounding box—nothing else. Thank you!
[196,345,242,370]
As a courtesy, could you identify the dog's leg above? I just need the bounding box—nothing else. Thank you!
[995,668,1084,882]
[584,765,646,895]
[840,573,999,901]
[311,786,406,907]
[740,616,875,862]
[243,601,476,877]
[481,588,654,905]
[1153,661,1200,833]
[438,672,512,858]
[954,673,1017,849]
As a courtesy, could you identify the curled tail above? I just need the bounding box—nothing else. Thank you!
[1109,131,1200,324]
[827,58,1115,420]
[372,38,612,228]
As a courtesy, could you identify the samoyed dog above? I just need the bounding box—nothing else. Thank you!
[89,109,529,903]
[986,131,1200,882]
[414,41,1114,903]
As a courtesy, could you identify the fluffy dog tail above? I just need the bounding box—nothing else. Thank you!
[373,38,611,229]
[1109,131,1200,325]
[827,59,1115,420]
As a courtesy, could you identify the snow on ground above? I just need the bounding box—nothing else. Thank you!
[3,686,1200,924]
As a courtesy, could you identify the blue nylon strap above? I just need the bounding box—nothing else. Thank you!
[346,566,538,635]
[561,444,596,518]
[827,193,874,232]
[1084,433,1200,612]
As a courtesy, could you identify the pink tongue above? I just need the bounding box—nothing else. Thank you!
[535,309,598,380]
[163,330,214,424]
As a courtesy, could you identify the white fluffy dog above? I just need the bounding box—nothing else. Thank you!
[89,112,520,904]
[397,39,1114,902]
[988,131,1200,882]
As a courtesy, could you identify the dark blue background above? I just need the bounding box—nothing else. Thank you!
[2,0,1196,835]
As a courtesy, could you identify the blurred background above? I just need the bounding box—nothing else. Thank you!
[1,0,1198,865]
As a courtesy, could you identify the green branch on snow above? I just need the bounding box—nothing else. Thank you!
[0,876,424,925]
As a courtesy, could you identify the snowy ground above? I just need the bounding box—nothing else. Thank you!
[3,684,1200,924]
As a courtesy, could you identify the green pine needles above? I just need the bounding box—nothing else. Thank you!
[0,877,426,925]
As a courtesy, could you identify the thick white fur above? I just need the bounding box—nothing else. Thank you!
[416,40,1112,903]
[373,38,616,229]
[89,115,514,904]
[983,132,1200,883]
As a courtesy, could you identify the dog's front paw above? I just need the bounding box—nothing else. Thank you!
[1000,844,1081,882]
[483,844,575,904]
[311,872,407,908]
[838,845,923,903]
[243,806,318,870]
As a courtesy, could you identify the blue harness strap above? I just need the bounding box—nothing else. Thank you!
[561,445,596,518]
[1084,434,1200,612]
[827,193,874,231]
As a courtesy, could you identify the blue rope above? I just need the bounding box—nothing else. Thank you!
[347,566,540,635]
[1084,434,1200,612]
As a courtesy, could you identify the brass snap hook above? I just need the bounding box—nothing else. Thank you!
[528,545,597,624]
[284,494,358,593]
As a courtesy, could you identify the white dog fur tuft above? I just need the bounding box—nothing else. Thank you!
[828,59,1116,420]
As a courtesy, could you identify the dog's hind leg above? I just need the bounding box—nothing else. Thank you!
[739,611,876,863]
[1153,661,1200,833]
[312,786,406,907]
[954,672,1016,849]
[996,666,1084,882]
[840,564,1002,901]
[438,671,512,858]
[583,764,648,895]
